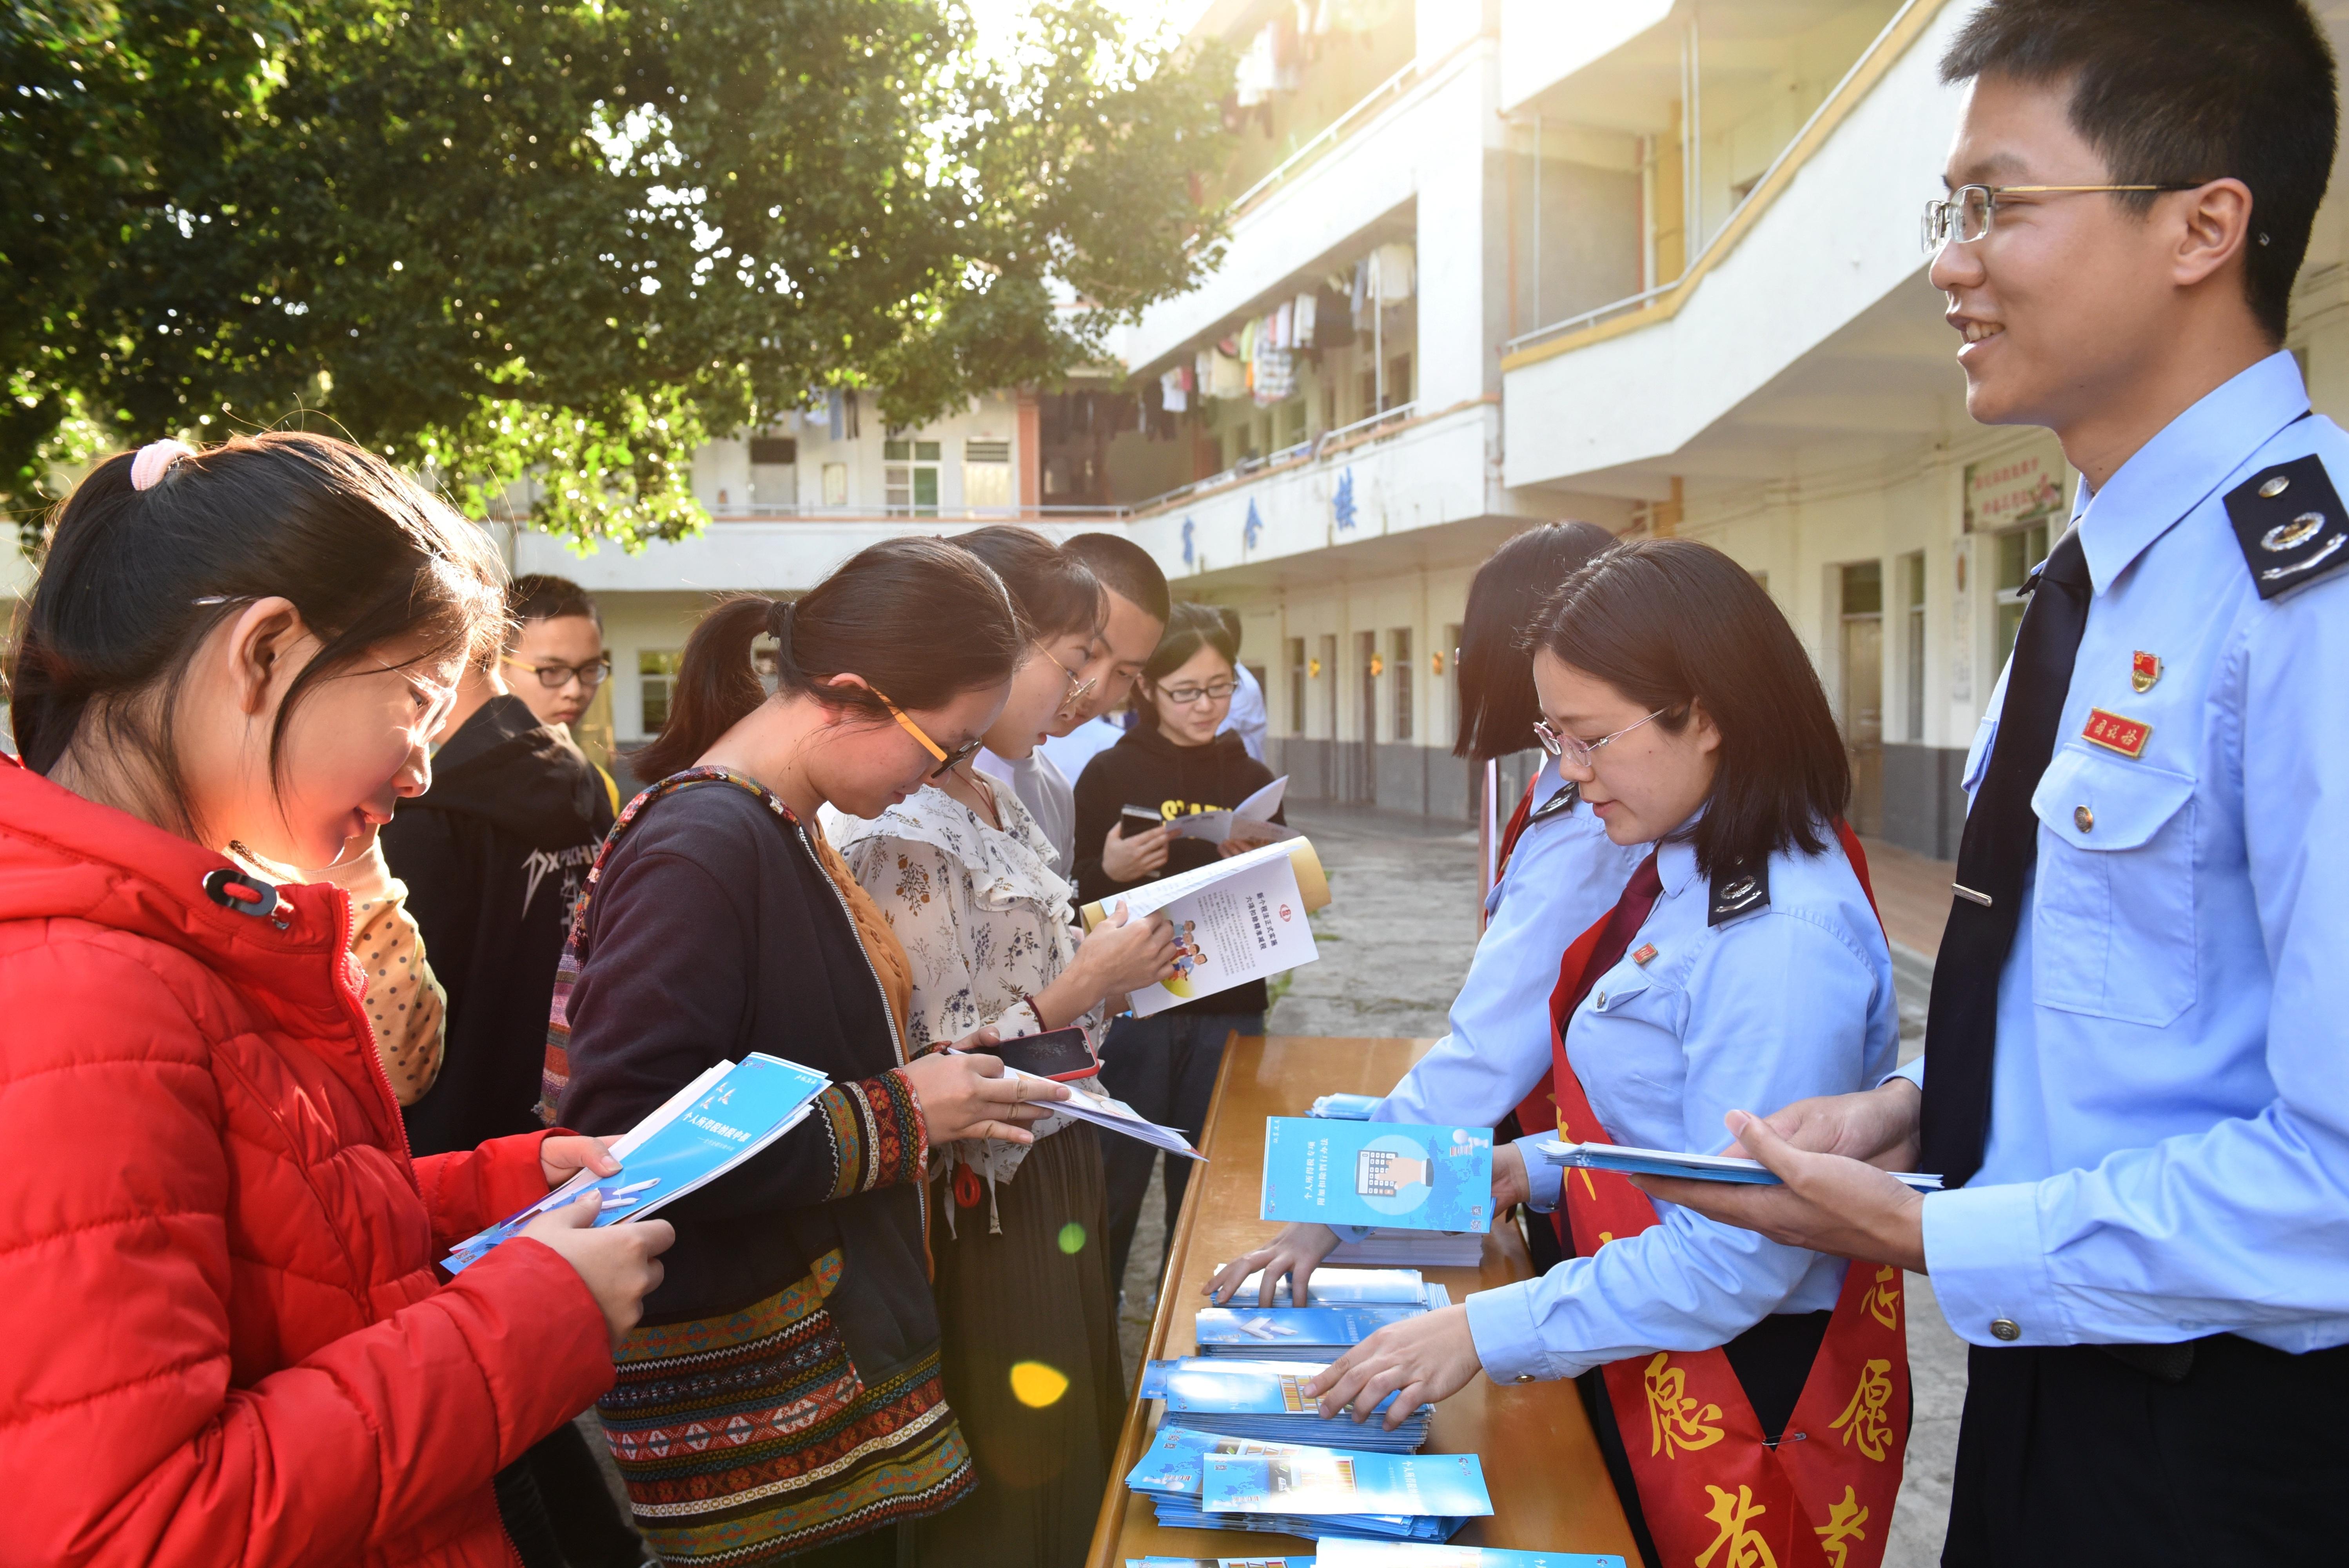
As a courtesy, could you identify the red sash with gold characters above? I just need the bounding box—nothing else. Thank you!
[1545,825,1908,1568]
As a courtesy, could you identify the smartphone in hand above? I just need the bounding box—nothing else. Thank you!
[1120,805,1164,838]
[989,1027,1100,1082]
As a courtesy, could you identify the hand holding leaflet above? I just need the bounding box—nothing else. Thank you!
[1080,838,1328,1017]
[1537,1140,1943,1192]
[1003,1066,1205,1161]
[446,1054,830,1270]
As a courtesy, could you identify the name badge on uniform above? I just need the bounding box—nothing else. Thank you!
[2082,708,2151,759]
[1632,943,1659,966]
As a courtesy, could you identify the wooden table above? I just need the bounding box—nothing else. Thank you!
[1086,1035,1641,1568]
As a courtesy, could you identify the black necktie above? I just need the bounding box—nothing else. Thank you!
[1918,526,2091,1187]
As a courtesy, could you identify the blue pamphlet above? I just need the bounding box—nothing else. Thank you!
[1310,1093,1381,1120]
[1261,1119,1493,1235]
[1227,1267,1429,1306]
[1125,1426,1307,1497]
[1539,1140,1944,1193]
[1313,1546,1627,1568]
[1201,1452,1493,1519]
[1145,1358,1433,1452]
[446,1053,830,1271]
[1195,1305,1429,1357]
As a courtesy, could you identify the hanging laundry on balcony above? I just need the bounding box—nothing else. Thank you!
[1160,367,1189,414]
[1293,291,1318,349]
[1254,347,1296,405]
[1202,346,1245,401]
[1271,300,1295,350]
[1371,242,1416,304]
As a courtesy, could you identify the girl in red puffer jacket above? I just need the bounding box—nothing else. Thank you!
[0,432,672,1568]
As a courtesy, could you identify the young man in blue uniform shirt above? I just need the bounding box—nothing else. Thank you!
[1651,2,2349,1561]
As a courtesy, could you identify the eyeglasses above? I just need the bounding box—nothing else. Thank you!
[375,656,460,737]
[1920,182,2204,254]
[873,689,985,780]
[1039,644,1097,713]
[1158,678,1238,707]
[502,653,612,691]
[1534,708,1668,768]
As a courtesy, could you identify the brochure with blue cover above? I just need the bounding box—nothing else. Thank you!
[1309,1093,1381,1120]
[1195,1303,1435,1359]
[1262,1119,1494,1235]
[1227,1267,1428,1306]
[446,1053,830,1271]
[1313,1545,1628,1568]
[1125,1427,1308,1497]
[1201,1452,1493,1519]
[1147,1359,1433,1452]
[1537,1140,1944,1193]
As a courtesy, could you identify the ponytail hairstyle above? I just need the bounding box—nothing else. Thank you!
[950,525,1104,642]
[1454,521,1619,762]
[1134,601,1238,732]
[1529,537,1849,876]
[9,432,508,837]
[633,535,1025,780]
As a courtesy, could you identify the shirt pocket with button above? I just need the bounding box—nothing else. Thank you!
[2028,744,2198,1025]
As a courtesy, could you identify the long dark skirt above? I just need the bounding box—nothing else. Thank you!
[913,1125,1125,1568]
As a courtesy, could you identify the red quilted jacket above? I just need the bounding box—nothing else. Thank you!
[0,755,616,1567]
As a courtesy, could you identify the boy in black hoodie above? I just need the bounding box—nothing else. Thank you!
[1073,603,1283,1292]
[381,575,631,1568]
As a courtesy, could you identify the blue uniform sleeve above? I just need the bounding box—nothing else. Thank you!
[1924,581,2349,1349]
[1465,908,1881,1381]
[1372,816,1619,1130]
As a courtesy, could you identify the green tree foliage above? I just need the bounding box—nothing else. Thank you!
[7,0,1229,549]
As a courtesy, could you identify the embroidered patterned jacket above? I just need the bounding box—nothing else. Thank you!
[555,771,971,1560]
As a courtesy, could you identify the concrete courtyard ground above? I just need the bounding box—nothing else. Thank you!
[1115,800,1964,1568]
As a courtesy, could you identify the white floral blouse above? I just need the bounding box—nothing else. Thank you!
[822,780,1107,1208]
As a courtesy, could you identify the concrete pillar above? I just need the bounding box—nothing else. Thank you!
[1412,45,1506,413]
[1017,392,1042,509]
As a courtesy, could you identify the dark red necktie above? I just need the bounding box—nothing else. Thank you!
[1555,851,1665,1026]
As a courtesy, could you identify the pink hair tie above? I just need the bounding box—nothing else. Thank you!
[130,439,196,492]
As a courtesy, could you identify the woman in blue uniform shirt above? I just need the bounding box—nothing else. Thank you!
[1381,522,1645,1134]
[1211,540,1902,1565]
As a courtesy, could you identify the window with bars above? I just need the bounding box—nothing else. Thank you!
[884,439,941,515]
[964,439,1011,511]
[639,650,681,734]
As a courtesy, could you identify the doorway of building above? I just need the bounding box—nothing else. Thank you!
[1839,561,1884,837]
[1355,630,1380,804]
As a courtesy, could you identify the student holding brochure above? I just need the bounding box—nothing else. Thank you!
[550,540,1079,1568]
[1212,541,1906,1568]
[828,526,1180,1568]
[1074,602,1289,1289]
[0,433,673,1568]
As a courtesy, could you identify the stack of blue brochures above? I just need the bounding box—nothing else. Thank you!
[1312,1544,1628,1568]
[1125,1428,1479,1543]
[1194,1294,1450,1361]
[1224,1267,1429,1307]
[1309,1093,1381,1120]
[1125,1557,1316,1568]
[445,1053,829,1272]
[1140,1359,1434,1452]
[1262,1119,1494,1236]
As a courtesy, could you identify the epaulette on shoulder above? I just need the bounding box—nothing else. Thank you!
[1707,857,1770,927]
[2225,453,2349,600]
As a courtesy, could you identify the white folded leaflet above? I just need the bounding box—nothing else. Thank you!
[1538,1140,1944,1192]
[1006,1066,1205,1161]
[1163,775,1298,844]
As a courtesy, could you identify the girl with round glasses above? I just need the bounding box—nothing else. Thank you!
[1070,601,1287,1291]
